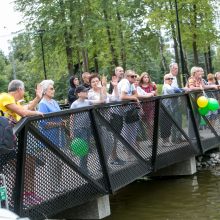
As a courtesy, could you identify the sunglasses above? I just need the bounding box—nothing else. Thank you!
[166,78,174,80]
[129,75,137,78]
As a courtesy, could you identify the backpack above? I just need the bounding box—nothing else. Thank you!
[0,111,16,154]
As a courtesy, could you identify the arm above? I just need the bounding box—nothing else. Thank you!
[136,87,154,99]
[6,103,43,117]
[120,90,138,102]
[27,84,43,110]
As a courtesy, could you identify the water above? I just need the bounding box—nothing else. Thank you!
[106,167,220,220]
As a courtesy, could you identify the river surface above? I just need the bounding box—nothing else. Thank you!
[106,167,220,220]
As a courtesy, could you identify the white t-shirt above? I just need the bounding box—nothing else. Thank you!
[171,75,179,88]
[117,78,135,97]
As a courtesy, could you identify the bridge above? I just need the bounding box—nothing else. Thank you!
[2,90,220,219]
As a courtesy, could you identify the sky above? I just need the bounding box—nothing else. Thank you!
[0,0,24,55]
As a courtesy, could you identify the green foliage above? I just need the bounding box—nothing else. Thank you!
[2,0,217,101]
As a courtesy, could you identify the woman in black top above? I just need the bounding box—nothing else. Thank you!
[68,76,79,106]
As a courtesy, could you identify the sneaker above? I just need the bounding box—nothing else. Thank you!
[110,159,126,166]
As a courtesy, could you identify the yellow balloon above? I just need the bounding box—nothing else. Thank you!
[197,96,208,108]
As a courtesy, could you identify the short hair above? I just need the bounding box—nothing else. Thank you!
[8,80,24,92]
[124,70,135,77]
[190,66,199,76]
[215,72,220,78]
[40,79,54,94]
[169,62,178,70]
[115,66,124,73]
[164,73,173,81]
[82,72,90,79]
[207,73,215,80]
[89,73,100,84]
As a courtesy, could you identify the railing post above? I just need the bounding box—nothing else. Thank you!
[89,109,112,194]
[186,93,203,154]
[151,99,160,171]
[14,125,28,215]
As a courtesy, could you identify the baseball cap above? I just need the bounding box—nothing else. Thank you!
[75,85,89,93]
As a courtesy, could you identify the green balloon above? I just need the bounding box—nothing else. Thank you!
[207,98,219,111]
[70,138,89,157]
[198,106,209,116]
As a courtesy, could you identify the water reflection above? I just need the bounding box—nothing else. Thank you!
[106,167,220,220]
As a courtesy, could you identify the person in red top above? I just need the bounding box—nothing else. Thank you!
[139,72,157,140]
[139,72,157,95]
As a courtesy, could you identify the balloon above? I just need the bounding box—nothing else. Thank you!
[207,98,219,111]
[70,138,89,157]
[198,106,209,116]
[197,96,208,108]
[200,117,206,126]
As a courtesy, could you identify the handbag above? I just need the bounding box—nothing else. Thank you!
[124,107,140,124]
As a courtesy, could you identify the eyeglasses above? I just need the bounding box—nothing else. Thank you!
[129,75,137,78]
[165,78,174,80]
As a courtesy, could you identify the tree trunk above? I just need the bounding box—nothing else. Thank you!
[102,7,119,67]
[192,37,199,66]
[204,52,209,76]
[116,0,126,69]
[82,49,89,72]
[192,4,199,66]
[159,35,167,72]
[208,45,213,73]
[59,0,74,76]
[78,18,89,72]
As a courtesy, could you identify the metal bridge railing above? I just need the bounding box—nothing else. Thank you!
[0,90,219,219]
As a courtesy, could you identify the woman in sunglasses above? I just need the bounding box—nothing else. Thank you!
[161,74,184,147]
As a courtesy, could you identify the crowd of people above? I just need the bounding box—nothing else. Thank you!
[0,63,220,205]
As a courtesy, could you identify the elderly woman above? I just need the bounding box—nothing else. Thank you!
[160,74,183,146]
[38,79,65,194]
[187,67,218,90]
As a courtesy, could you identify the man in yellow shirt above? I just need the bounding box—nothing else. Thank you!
[0,80,43,121]
[0,79,44,206]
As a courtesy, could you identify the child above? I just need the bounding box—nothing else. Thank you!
[70,85,92,173]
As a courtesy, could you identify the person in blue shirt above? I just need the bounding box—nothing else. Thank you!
[38,79,65,193]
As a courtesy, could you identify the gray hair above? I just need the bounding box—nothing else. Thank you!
[40,79,54,94]
[169,62,178,70]
[124,70,135,77]
[8,80,24,92]
[190,66,199,76]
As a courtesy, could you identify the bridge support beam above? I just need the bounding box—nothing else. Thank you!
[54,195,111,219]
[152,157,197,177]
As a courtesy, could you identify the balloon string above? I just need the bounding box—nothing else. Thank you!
[200,85,207,97]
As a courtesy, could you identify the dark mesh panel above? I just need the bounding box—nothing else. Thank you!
[0,146,17,210]
[10,92,220,219]
[94,103,153,191]
[155,97,199,170]
[19,112,108,219]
